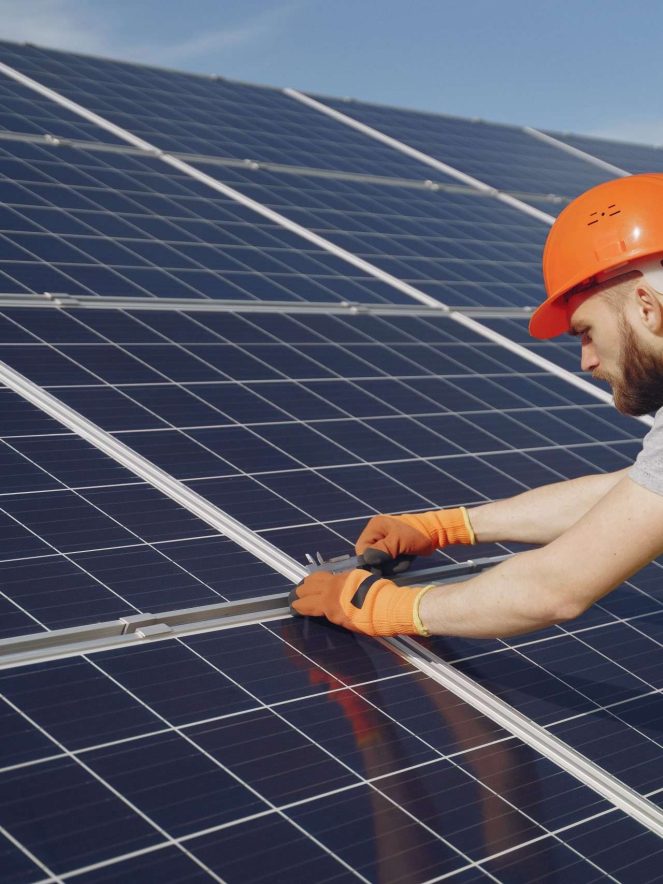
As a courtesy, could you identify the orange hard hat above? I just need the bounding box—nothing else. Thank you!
[529,173,663,339]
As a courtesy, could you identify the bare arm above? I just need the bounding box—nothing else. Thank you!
[468,468,629,545]
[420,475,663,638]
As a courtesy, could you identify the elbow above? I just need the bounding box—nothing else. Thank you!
[549,595,589,624]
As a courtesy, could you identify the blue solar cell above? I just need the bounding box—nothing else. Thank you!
[85,731,266,836]
[189,710,357,805]
[0,657,162,748]
[187,813,359,883]
[0,68,121,144]
[480,833,612,882]
[2,488,138,551]
[561,813,663,882]
[94,641,259,725]
[289,784,470,879]
[70,847,213,884]
[0,556,134,629]
[0,757,160,872]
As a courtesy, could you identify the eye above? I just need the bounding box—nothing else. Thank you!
[580,329,592,345]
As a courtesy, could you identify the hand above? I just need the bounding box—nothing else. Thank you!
[355,508,475,570]
[288,568,432,637]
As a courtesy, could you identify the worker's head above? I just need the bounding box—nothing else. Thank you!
[529,174,663,415]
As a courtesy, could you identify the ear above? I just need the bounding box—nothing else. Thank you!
[634,285,663,335]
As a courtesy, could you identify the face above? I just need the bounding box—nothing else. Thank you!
[567,286,663,416]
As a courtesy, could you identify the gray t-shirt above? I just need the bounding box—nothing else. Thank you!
[629,406,663,496]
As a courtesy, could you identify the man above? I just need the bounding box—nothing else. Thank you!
[290,173,663,639]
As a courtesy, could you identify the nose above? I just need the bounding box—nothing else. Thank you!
[580,341,599,373]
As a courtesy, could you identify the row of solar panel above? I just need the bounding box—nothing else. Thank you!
[0,137,547,307]
[0,39,661,201]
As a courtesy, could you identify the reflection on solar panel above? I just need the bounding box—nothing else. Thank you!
[4,618,662,883]
[0,39,661,883]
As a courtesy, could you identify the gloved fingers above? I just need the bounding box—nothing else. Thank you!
[288,572,334,617]
[290,594,325,618]
[355,515,394,555]
[360,546,393,566]
[288,579,306,616]
[360,549,416,576]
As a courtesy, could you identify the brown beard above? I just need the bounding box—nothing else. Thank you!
[608,318,663,416]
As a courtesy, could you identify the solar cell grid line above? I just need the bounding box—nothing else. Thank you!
[0,139,415,307]
[543,129,663,176]
[293,90,616,201]
[0,305,646,574]
[0,41,458,181]
[2,618,657,883]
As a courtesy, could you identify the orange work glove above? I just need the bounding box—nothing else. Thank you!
[356,508,475,569]
[289,569,434,637]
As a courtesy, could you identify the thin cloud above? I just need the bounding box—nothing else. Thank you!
[0,0,112,54]
[136,4,302,65]
[0,0,303,68]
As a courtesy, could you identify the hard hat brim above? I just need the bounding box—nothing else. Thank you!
[528,293,570,339]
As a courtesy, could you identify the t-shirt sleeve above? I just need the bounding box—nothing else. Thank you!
[629,407,663,496]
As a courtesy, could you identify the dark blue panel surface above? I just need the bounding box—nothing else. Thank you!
[315,94,614,198]
[0,373,290,636]
[0,757,160,873]
[1,618,643,883]
[547,129,663,176]
[0,138,405,305]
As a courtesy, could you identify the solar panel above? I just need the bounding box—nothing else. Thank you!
[544,130,663,175]
[305,94,615,198]
[192,162,549,308]
[0,39,662,883]
[0,41,459,182]
[3,617,660,882]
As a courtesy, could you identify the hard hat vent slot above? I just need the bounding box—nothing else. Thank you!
[587,204,621,226]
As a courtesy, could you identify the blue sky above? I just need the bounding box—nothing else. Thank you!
[3,0,663,143]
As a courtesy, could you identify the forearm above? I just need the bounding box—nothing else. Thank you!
[419,546,569,638]
[467,468,628,545]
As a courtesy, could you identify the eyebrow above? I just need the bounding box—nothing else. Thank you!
[567,327,580,337]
